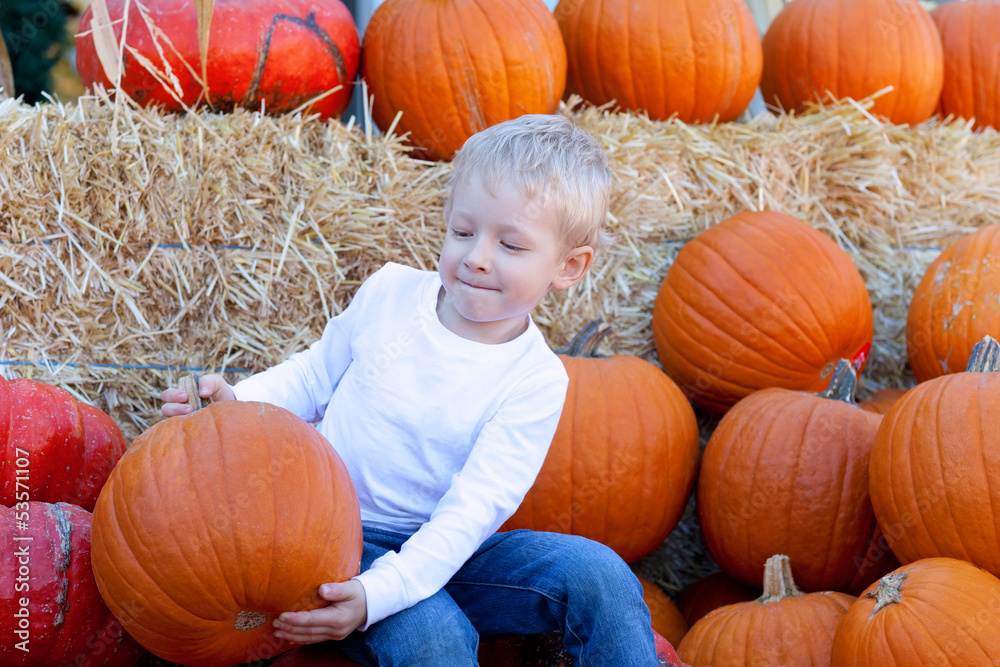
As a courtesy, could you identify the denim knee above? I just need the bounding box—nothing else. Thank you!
[356,592,479,667]
[560,537,643,606]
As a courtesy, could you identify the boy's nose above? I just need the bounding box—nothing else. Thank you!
[464,241,492,272]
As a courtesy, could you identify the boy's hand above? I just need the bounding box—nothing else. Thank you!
[273,580,368,643]
[160,373,235,417]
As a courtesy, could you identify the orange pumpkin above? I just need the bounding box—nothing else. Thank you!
[858,388,907,416]
[843,523,900,597]
[637,574,688,647]
[676,571,761,627]
[502,321,700,564]
[678,555,855,667]
[698,361,882,592]
[907,224,1000,382]
[361,0,566,161]
[870,335,1000,576]
[932,1,1000,130]
[760,0,943,125]
[831,558,1000,666]
[91,401,363,667]
[652,211,873,415]
[553,0,762,123]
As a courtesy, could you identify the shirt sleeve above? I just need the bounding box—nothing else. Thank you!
[231,267,383,422]
[354,366,569,628]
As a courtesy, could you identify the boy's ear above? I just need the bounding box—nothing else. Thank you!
[551,246,595,291]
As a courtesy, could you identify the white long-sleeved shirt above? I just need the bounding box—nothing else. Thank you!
[232,262,568,627]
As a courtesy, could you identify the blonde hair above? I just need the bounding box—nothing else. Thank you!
[445,114,614,251]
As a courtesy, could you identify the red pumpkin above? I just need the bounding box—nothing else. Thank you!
[652,211,873,415]
[698,361,882,592]
[272,643,361,666]
[0,502,146,666]
[907,224,1000,382]
[361,0,566,161]
[760,0,943,125]
[502,321,700,564]
[76,0,360,119]
[90,400,363,667]
[675,571,761,627]
[554,0,763,123]
[275,631,689,666]
[870,335,1000,576]
[932,1,1000,130]
[1,377,127,512]
[832,557,1000,666]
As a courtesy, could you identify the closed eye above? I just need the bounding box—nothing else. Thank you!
[501,242,525,252]
[451,230,472,238]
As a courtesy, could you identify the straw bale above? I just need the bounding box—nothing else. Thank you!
[3,93,999,596]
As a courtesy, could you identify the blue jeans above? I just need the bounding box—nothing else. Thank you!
[336,526,658,666]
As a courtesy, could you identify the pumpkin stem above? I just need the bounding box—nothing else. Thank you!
[866,572,906,614]
[758,554,802,603]
[177,374,207,412]
[554,319,611,358]
[966,335,1000,373]
[816,359,858,404]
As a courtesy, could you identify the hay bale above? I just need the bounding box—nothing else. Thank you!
[4,93,996,433]
[3,93,998,593]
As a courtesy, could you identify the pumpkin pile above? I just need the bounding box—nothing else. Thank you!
[75,0,1000,165]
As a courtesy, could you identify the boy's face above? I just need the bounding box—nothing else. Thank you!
[437,172,591,343]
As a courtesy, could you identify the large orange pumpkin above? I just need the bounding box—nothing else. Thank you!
[907,224,1000,382]
[652,210,873,415]
[869,335,1000,576]
[360,0,566,161]
[91,401,363,667]
[932,1,1000,130]
[553,0,762,123]
[678,554,855,667]
[760,0,943,125]
[698,361,882,592]
[831,557,1000,666]
[502,321,700,564]
[76,0,360,119]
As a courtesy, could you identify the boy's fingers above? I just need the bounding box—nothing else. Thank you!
[277,607,337,627]
[198,376,218,398]
[160,388,185,402]
[161,403,192,418]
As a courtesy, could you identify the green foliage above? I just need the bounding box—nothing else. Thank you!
[0,0,70,103]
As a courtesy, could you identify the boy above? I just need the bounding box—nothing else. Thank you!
[161,114,658,665]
